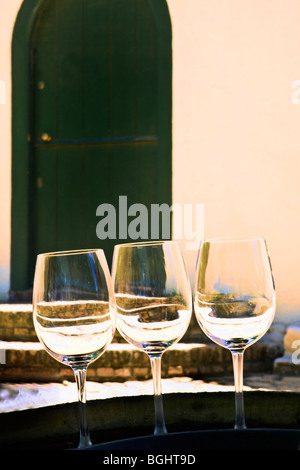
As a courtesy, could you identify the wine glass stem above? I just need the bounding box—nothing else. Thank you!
[231,350,246,430]
[149,354,168,436]
[74,366,92,449]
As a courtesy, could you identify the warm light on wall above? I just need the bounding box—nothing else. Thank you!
[0,80,5,105]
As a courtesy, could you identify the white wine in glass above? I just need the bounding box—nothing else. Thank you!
[112,241,192,435]
[32,249,116,449]
[194,237,276,430]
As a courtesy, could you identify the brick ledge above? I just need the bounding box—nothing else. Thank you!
[0,339,284,383]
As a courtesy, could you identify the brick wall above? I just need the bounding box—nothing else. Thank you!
[0,304,201,343]
[0,304,285,383]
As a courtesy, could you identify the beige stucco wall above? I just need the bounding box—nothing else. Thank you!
[169,0,300,322]
[1,0,300,323]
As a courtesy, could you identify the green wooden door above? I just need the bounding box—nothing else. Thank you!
[11,0,172,290]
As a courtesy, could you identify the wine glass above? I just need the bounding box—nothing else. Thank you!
[32,249,115,449]
[194,237,276,430]
[111,241,192,435]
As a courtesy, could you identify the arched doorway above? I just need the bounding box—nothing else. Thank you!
[11,0,172,292]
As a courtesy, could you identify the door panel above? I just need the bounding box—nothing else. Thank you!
[33,146,57,255]
[11,0,171,290]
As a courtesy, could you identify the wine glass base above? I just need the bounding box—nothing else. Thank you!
[154,425,168,436]
[234,424,247,431]
[78,435,93,449]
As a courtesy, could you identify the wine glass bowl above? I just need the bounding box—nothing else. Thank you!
[194,237,276,429]
[32,249,115,448]
[34,300,114,367]
[112,241,192,435]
